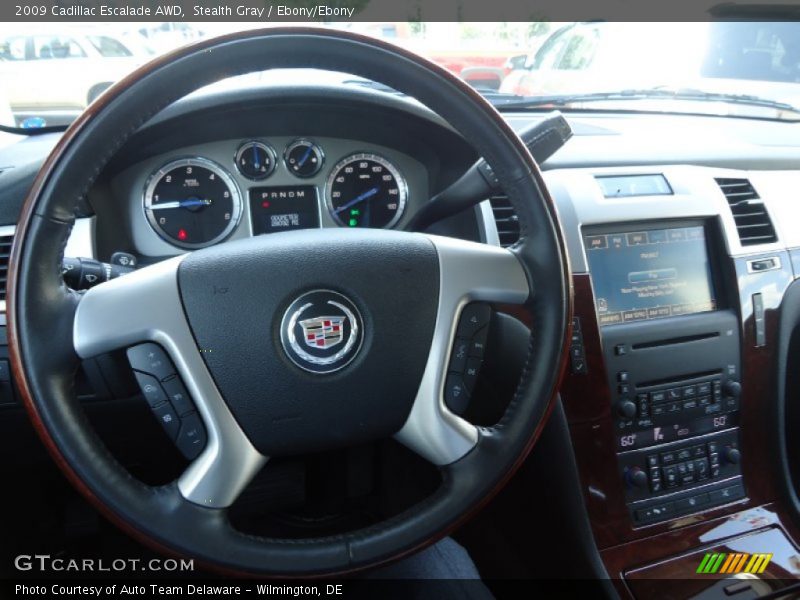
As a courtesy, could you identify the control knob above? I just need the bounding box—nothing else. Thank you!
[617,399,637,419]
[626,466,648,489]
[723,380,742,399]
[723,446,741,464]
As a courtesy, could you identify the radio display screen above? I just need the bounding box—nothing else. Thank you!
[584,225,717,326]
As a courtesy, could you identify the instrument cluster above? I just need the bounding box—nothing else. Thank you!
[140,138,411,250]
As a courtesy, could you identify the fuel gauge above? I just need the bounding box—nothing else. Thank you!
[235,141,276,180]
[284,139,324,178]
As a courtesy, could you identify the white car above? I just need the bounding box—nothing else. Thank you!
[0,28,153,112]
[501,21,800,107]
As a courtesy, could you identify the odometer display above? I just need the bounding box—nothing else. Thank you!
[326,154,407,229]
[144,157,242,249]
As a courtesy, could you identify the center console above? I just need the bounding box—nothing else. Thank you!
[583,222,745,526]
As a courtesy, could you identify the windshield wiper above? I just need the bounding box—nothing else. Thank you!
[494,87,800,117]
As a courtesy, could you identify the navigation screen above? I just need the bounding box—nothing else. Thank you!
[584,225,717,326]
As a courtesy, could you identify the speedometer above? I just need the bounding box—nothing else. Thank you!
[144,157,242,249]
[325,153,407,229]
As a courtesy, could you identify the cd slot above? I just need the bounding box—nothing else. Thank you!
[632,332,720,351]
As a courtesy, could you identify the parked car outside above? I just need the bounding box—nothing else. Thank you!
[0,26,154,112]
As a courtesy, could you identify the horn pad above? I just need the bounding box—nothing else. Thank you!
[177,229,440,456]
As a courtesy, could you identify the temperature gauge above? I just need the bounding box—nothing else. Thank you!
[284,139,324,178]
[235,141,276,180]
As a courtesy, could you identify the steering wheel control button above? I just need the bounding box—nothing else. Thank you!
[444,373,469,415]
[450,338,471,372]
[176,412,207,460]
[456,303,491,338]
[162,376,195,416]
[463,358,483,392]
[469,327,489,358]
[132,371,168,409]
[127,343,176,381]
[280,290,364,374]
[152,403,180,441]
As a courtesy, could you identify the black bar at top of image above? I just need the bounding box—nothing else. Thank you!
[4,0,800,23]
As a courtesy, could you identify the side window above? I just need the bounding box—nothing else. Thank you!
[32,36,87,60]
[0,37,27,61]
[555,27,600,71]
[87,36,132,58]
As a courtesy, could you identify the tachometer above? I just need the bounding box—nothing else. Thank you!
[325,153,407,229]
[144,157,242,249]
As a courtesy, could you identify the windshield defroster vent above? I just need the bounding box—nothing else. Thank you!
[489,195,520,247]
[0,232,12,302]
[715,178,777,246]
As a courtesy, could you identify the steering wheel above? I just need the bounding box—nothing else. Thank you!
[8,28,571,576]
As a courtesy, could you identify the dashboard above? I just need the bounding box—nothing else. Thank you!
[113,136,428,255]
[1,82,800,593]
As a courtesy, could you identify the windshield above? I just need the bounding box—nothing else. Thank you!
[1,21,799,131]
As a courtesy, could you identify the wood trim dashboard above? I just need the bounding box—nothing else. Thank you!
[560,256,800,597]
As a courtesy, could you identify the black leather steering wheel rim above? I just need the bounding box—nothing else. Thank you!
[8,28,572,576]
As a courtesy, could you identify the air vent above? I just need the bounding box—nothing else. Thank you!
[716,178,777,246]
[0,232,12,301]
[489,195,520,247]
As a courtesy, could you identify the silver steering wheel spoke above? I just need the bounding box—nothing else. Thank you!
[72,256,267,508]
[394,235,530,466]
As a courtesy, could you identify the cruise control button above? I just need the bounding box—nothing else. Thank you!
[469,327,489,358]
[457,303,491,338]
[127,343,175,381]
[450,338,471,372]
[133,371,168,408]
[162,376,195,416]
[175,412,207,460]
[444,373,469,414]
[152,402,180,441]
